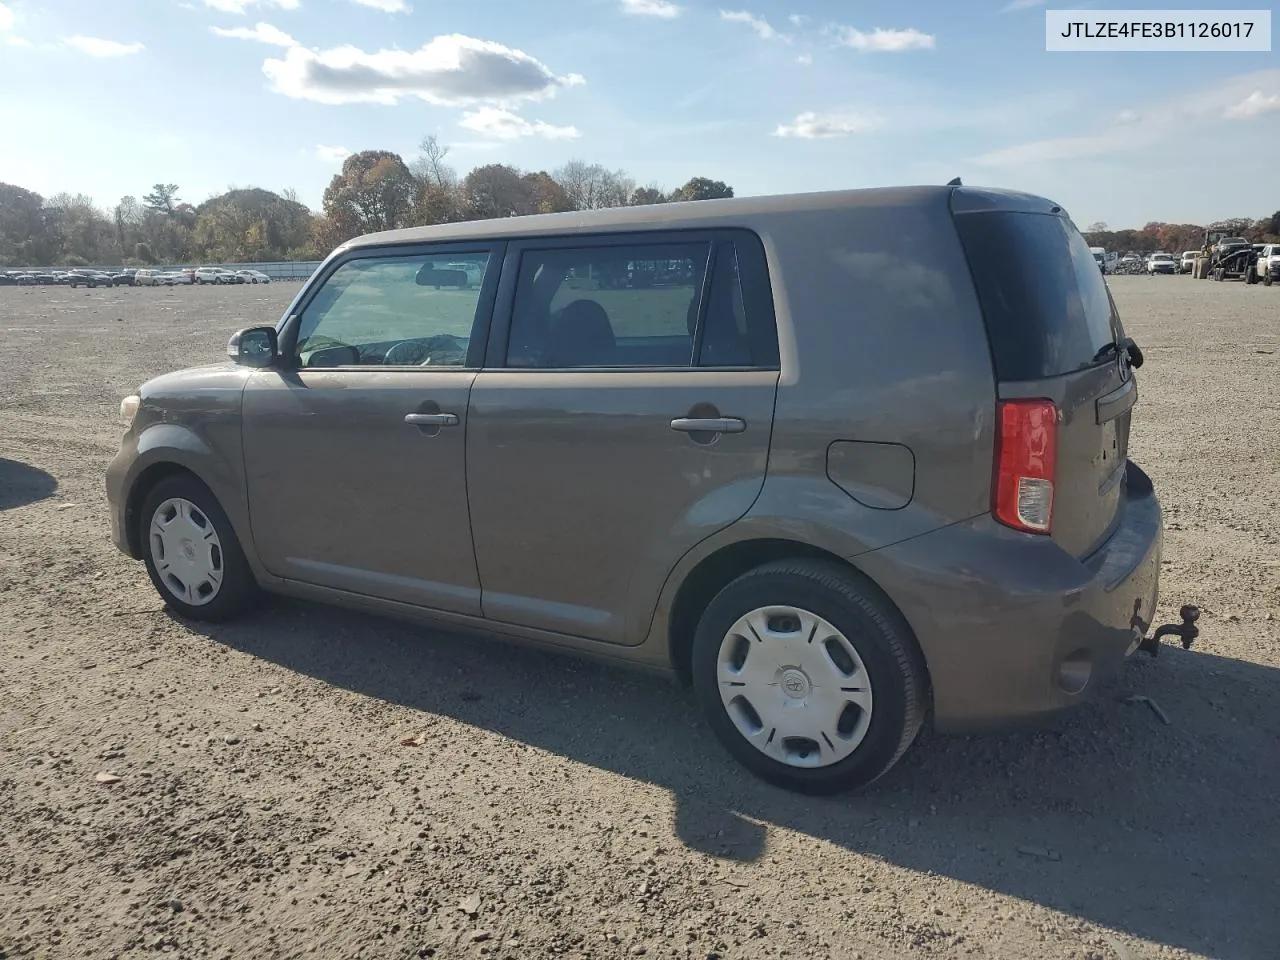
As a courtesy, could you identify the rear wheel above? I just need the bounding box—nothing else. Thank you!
[139,474,259,621]
[690,560,928,795]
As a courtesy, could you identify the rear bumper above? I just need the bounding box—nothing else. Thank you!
[857,461,1163,732]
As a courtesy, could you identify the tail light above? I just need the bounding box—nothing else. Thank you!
[993,398,1058,534]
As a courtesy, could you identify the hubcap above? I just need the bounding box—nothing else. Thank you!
[716,605,873,768]
[149,498,223,606]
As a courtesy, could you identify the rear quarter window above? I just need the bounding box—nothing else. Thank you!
[953,210,1119,382]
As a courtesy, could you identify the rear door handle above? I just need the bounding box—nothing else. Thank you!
[404,412,459,427]
[670,417,746,434]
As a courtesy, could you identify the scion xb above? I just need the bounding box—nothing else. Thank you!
[106,185,1191,794]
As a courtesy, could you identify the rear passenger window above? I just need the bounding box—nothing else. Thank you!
[504,234,779,370]
[507,242,710,368]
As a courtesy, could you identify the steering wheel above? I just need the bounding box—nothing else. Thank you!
[383,339,431,365]
[383,335,466,366]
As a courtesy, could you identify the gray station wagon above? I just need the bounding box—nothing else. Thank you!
[106,185,1197,793]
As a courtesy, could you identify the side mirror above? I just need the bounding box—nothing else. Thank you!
[227,326,279,368]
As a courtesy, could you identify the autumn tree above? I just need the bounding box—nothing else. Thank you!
[0,183,57,266]
[462,164,537,219]
[523,171,573,214]
[143,183,181,216]
[45,193,118,264]
[411,135,458,191]
[629,186,668,206]
[670,177,734,202]
[192,187,314,262]
[322,150,418,243]
[553,160,633,210]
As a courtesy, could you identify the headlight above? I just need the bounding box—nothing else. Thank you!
[120,394,141,426]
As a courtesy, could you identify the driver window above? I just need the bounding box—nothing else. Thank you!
[294,251,491,368]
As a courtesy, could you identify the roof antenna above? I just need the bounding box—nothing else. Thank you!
[947,177,962,186]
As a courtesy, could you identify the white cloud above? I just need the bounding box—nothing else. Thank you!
[0,3,13,31]
[620,0,681,17]
[721,10,784,41]
[788,14,808,26]
[797,52,812,65]
[62,35,145,56]
[350,0,412,11]
[1225,90,1280,120]
[834,26,935,52]
[458,107,580,140]
[211,22,297,46]
[315,144,351,163]
[262,34,585,106]
[5,35,30,46]
[973,70,1280,166]
[202,0,300,12]
[773,110,880,138]
[1001,0,1045,11]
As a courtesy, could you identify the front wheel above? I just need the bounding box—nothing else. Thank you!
[691,560,929,795]
[139,474,259,621]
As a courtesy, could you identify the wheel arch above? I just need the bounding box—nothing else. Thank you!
[666,537,932,702]
[123,462,209,558]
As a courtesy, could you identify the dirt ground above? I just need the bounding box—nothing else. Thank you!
[0,277,1277,960]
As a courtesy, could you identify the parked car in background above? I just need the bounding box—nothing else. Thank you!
[134,269,161,286]
[1147,252,1177,275]
[66,269,115,288]
[161,271,193,285]
[14,272,36,285]
[1180,250,1198,274]
[236,269,271,284]
[112,269,137,286]
[1088,246,1108,273]
[0,272,17,285]
[106,184,1188,795]
[194,267,241,285]
[1257,243,1280,286]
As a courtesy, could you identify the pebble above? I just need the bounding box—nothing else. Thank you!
[223,735,241,745]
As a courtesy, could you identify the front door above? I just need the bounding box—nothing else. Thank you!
[242,245,500,614]
[466,232,781,645]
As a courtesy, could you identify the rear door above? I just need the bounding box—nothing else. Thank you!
[953,204,1137,557]
[465,230,781,645]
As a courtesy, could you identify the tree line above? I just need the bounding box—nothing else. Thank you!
[1082,214,1280,257]
[0,136,734,268]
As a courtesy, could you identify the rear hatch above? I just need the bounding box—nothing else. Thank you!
[951,194,1137,558]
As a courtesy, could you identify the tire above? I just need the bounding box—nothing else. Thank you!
[139,474,259,622]
[690,559,929,795]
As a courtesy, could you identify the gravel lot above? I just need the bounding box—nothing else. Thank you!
[1,277,1277,960]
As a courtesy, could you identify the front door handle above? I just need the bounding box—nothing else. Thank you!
[404,412,459,427]
[670,417,746,434]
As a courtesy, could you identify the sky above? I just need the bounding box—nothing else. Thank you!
[0,0,1276,229]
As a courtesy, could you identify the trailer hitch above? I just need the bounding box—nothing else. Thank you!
[1138,604,1200,657]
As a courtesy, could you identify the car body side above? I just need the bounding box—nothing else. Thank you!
[106,185,1162,733]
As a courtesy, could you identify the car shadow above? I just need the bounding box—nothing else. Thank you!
[185,601,1279,960]
[0,458,57,510]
